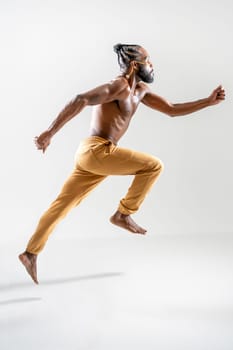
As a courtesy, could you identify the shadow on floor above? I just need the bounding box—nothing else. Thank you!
[42,271,124,286]
[0,297,42,306]
[0,272,124,291]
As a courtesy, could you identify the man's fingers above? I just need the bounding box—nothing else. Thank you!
[216,85,225,93]
[34,139,44,150]
[217,91,225,98]
[34,133,50,152]
[214,86,225,99]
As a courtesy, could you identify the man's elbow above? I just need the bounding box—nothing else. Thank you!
[168,112,176,117]
[75,94,89,107]
[167,104,176,117]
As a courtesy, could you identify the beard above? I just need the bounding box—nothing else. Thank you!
[137,65,154,83]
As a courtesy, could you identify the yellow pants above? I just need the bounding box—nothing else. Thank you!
[26,136,164,254]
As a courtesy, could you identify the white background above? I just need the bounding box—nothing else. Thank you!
[0,1,233,349]
[1,0,232,243]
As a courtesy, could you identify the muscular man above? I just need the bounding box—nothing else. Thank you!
[19,43,225,284]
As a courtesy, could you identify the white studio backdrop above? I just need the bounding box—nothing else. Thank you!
[0,0,232,246]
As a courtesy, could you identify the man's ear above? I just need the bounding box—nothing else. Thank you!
[131,60,139,71]
[125,60,139,79]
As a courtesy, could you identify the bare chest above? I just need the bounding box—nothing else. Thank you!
[116,90,142,118]
[90,84,146,137]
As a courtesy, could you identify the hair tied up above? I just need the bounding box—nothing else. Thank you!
[113,43,123,53]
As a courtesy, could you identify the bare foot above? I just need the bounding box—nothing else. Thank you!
[18,251,38,284]
[110,211,147,234]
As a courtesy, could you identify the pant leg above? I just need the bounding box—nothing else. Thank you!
[26,166,106,254]
[77,138,164,215]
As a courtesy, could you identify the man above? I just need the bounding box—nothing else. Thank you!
[19,43,225,284]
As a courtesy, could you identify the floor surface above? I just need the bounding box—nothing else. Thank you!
[1,233,233,350]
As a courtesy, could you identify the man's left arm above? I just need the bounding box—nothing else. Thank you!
[141,85,225,117]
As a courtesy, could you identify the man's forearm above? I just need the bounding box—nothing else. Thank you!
[171,98,211,117]
[47,95,88,136]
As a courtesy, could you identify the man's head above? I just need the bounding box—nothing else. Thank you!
[113,43,154,83]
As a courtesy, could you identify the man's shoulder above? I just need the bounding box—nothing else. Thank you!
[110,76,129,87]
[108,76,130,98]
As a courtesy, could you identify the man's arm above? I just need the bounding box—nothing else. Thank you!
[35,77,128,152]
[141,85,225,117]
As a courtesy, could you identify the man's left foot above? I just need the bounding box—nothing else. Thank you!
[18,251,38,284]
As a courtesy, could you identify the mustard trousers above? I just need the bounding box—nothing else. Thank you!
[26,136,164,254]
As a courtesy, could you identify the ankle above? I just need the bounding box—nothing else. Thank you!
[116,210,129,219]
[25,251,37,259]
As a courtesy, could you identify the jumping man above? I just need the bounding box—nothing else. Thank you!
[19,43,225,284]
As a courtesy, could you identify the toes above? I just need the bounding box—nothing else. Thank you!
[129,225,147,234]
[137,227,147,234]
[127,224,138,233]
[32,275,39,284]
[127,221,146,234]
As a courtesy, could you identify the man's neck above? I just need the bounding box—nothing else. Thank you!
[119,71,140,91]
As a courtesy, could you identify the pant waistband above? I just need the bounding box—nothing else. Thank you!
[84,136,117,145]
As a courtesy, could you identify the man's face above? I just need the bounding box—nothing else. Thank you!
[137,61,154,83]
[136,48,154,83]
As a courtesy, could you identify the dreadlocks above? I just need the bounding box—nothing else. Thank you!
[113,43,144,70]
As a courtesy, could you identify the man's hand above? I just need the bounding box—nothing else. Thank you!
[34,130,52,153]
[207,85,226,106]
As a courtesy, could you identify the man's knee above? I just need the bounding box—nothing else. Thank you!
[149,156,164,173]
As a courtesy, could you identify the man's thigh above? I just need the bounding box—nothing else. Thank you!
[90,144,160,176]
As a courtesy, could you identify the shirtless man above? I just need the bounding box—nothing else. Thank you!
[19,43,225,284]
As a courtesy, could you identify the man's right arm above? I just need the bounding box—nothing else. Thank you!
[35,78,128,152]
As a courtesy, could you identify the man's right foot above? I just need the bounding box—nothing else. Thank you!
[110,210,147,235]
[18,251,38,284]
